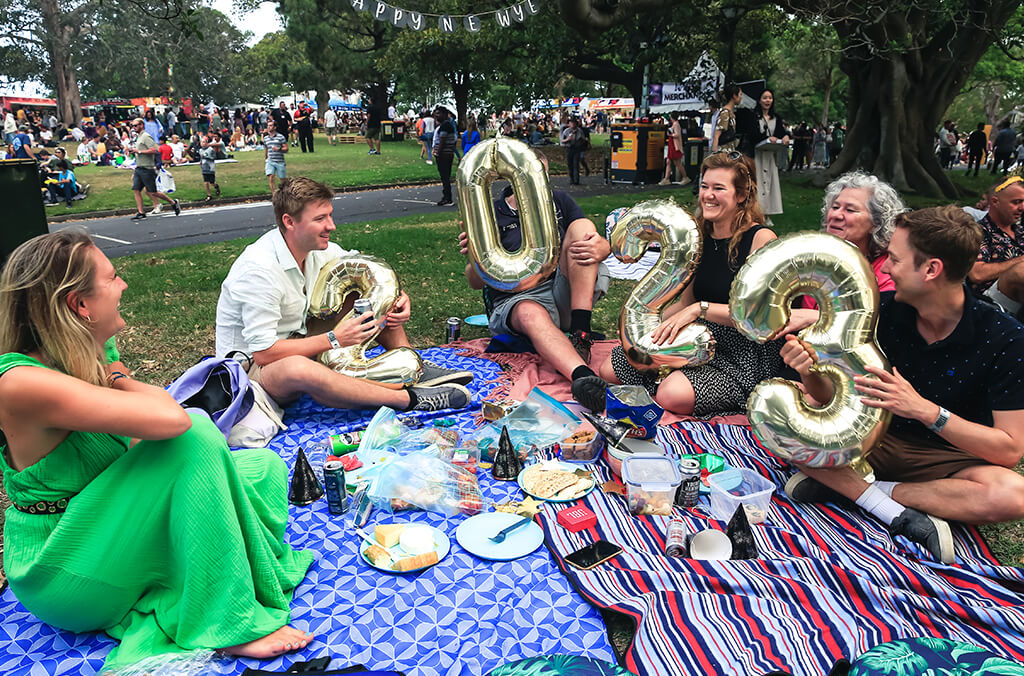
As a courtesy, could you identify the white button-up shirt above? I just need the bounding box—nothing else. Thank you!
[215,228,355,356]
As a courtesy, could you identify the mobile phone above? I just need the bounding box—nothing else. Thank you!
[565,539,623,570]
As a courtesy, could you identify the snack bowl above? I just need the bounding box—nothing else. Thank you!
[688,529,733,560]
[707,468,775,524]
[559,422,605,463]
[621,453,681,516]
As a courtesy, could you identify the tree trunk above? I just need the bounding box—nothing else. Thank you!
[449,72,469,131]
[40,0,83,127]
[315,87,330,123]
[984,87,1003,127]
[819,77,832,129]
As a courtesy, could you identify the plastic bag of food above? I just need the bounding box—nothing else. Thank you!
[476,387,580,451]
[368,451,483,516]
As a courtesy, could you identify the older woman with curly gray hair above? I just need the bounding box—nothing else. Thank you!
[821,171,907,291]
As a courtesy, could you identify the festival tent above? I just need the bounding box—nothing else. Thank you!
[648,51,724,114]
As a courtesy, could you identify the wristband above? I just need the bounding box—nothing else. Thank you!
[928,406,951,434]
[326,330,341,350]
[698,301,709,321]
[107,371,128,387]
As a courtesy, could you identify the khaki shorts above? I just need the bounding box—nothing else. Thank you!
[245,361,300,407]
[866,433,989,482]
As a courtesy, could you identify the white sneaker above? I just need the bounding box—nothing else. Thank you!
[426,160,434,165]
[151,204,163,215]
[658,178,671,186]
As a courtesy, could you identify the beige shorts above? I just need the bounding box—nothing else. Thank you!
[245,361,300,407]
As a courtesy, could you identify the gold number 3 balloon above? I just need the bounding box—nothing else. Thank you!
[728,232,891,468]
[308,255,424,388]
[456,137,559,292]
[609,200,715,373]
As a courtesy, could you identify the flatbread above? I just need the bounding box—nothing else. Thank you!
[522,466,585,499]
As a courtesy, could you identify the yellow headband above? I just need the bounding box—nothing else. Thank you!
[994,175,1023,194]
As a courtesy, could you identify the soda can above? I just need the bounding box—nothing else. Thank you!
[665,518,689,558]
[351,483,374,528]
[323,460,348,515]
[353,298,373,316]
[329,431,362,455]
[676,457,701,508]
[446,316,461,343]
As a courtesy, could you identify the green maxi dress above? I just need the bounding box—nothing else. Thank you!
[0,353,314,670]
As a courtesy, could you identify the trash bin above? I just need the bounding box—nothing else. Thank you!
[683,139,707,181]
[0,159,48,265]
[609,123,665,184]
[381,120,396,142]
[392,121,406,141]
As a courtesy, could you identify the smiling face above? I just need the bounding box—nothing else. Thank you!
[77,246,128,343]
[699,167,744,227]
[988,182,1024,229]
[825,187,875,254]
[282,199,335,257]
[881,227,926,302]
[759,90,773,113]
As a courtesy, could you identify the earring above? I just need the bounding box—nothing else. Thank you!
[84,315,93,323]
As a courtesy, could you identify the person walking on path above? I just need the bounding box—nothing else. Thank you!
[433,107,458,206]
[129,118,179,221]
[263,119,288,193]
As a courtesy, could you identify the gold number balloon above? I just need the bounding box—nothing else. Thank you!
[457,137,559,292]
[728,232,891,468]
[609,200,715,373]
[308,255,423,388]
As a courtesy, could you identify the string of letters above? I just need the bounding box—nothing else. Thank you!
[350,0,540,32]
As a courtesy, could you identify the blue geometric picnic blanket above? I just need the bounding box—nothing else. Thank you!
[536,421,1024,676]
[0,348,615,676]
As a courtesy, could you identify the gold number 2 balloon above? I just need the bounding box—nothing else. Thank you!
[609,200,715,373]
[729,232,890,468]
[457,137,559,292]
[308,255,423,389]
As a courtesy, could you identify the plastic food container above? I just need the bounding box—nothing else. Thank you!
[621,453,681,516]
[707,468,775,524]
[559,422,605,463]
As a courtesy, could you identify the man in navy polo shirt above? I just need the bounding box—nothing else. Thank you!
[781,205,1024,565]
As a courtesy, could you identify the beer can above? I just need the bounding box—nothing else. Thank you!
[665,518,689,558]
[676,457,701,508]
[323,460,348,515]
[351,483,374,527]
[353,298,373,316]
[329,431,362,455]
[446,316,461,343]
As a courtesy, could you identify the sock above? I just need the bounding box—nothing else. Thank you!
[403,387,418,411]
[873,480,900,498]
[572,365,597,381]
[855,484,905,526]
[570,309,592,333]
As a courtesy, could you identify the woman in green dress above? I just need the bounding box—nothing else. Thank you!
[0,231,314,669]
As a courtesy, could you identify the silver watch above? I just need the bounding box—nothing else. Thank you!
[928,406,950,434]
[326,330,341,350]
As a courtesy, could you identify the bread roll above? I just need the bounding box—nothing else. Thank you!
[392,550,439,572]
[364,545,393,567]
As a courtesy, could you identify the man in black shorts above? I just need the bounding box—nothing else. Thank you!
[365,98,383,156]
[457,152,612,412]
[781,206,1024,564]
[129,118,179,221]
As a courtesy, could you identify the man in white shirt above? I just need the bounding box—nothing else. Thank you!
[323,107,338,146]
[216,176,473,412]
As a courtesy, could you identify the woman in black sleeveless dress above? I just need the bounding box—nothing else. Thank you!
[600,151,812,417]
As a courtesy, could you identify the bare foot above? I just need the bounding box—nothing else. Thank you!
[220,625,313,659]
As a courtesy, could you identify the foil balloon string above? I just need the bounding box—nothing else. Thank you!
[308,255,423,388]
[456,137,559,292]
[728,232,891,468]
[608,200,715,373]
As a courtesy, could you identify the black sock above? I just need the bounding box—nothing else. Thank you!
[403,387,418,411]
[572,365,597,381]
[570,309,592,333]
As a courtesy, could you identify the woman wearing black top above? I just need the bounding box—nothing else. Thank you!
[600,151,813,416]
[747,88,789,218]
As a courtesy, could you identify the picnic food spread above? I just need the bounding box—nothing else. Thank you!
[519,463,595,501]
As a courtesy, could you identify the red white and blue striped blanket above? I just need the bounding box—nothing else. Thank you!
[535,421,1024,676]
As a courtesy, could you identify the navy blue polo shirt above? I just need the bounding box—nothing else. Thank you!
[877,289,1024,443]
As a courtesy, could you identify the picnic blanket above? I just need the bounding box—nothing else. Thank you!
[537,421,1024,676]
[0,348,614,676]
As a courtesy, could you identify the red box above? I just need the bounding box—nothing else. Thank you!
[556,505,596,532]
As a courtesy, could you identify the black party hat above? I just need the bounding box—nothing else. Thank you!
[492,425,522,481]
[289,447,324,506]
[579,410,632,450]
[726,505,758,559]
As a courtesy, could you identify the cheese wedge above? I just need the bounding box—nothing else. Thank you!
[375,523,405,547]
[392,550,439,572]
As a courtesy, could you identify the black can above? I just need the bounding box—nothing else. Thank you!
[676,457,701,508]
[324,460,348,515]
[666,518,689,558]
[351,483,374,527]
[446,316,461,343]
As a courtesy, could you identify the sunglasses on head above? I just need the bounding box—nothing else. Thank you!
[708,150,744,161]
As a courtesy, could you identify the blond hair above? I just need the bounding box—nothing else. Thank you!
[0,231,107,386]
[695,151,765,266]
[271,176,335,229]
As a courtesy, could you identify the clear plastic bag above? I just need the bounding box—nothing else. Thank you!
[368,451,484,516]
[476,387,581,451]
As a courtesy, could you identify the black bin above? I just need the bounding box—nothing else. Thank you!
[0,159,48,265]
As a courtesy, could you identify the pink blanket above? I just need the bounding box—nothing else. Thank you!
[453,338,748,426]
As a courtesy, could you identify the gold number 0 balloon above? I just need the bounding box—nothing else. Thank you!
[308,255,424,389]
[609,200,715,373]
[728,232,891,468]
[456,137,559,292]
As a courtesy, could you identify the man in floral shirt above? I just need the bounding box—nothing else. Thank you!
[967,175,1024,314]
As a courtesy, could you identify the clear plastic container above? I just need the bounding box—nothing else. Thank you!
[559,422,605,463]
[707,468,775,524]
[621,453,681,516]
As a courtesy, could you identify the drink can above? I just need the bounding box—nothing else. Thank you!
[351,483,374,527]
[446,316,461,343]
[329,431,362,455]
[353,298,373,316]
[323,460,348,515]
[676,457,701,508]
[666,518,689,558]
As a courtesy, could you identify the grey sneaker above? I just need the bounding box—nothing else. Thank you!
[418,360,474,387]
[571,375,607,413]
[890,508,955,564]
[784,472,855,508]
[410,383,471,412]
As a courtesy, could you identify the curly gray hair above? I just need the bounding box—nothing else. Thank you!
[821,171,907,260]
